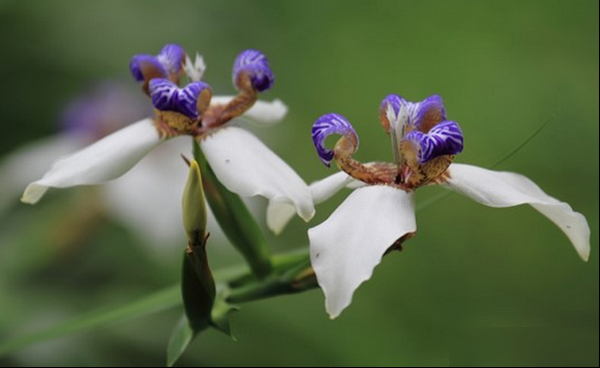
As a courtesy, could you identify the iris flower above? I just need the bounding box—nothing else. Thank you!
[21,45,314,225]
[275,94,590,318]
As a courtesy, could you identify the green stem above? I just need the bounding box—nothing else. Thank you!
[229,249,310,287]
[193,141,273,279]
[0,250,314,357]
[227,258,316,304]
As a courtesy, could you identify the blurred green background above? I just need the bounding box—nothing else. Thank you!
[0,0,598,366]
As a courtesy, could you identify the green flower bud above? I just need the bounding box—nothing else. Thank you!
[182,160,207,245]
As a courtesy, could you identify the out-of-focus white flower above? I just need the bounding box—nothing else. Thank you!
[0,82,199,251]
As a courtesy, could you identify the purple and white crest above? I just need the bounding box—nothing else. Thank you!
[312,113,359,167]
[130,44,186,82]
[149,79,211,119]
[233,49,274,92]
[380,94,446,132]
[379,94,405,118]
[403,120,463,163]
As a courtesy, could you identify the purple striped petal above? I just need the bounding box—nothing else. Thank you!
[379,94,447,132]
[129,44,185,83]
[156,44,185,76]
[402,120,463,163]
[312,113,359,167]
[379,94,405,118]
[149,79,211,119]
[129,55,167,82]
[233,49,274,92]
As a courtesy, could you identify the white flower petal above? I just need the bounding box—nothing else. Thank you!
[210,96,288,126]
[103,136,189,251]
[0,134,87,215]
[309,186,416,319]
[102,134,229,256]
[310,171,357,204]
[266,171,357,234]
[200,125,314,222]
[22,119,162,204]
[266,199,297,235]
[446,164,591,261]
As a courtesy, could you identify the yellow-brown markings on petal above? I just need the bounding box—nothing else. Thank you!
[336,156,381,185]
[197,88,212,116]
[139,61,167,96]
[201,73,258,130]
[333,136,379,184]
[365,162,400,185]
[379,109,391,134]
[153,110,198,138]
[418,107,444,133]
[402,154,454,189]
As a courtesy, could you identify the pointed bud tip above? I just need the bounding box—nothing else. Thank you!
[190,159,200,173]
[182,159,208,245]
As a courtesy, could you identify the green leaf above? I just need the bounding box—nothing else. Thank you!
[166,289,238,366]
[0,284,180,357]
[210,287,239,340]
[193,141,273,279]
[166,315,196,367]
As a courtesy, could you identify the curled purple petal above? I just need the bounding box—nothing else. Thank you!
[178,82,211,118]
[414,94,446,132]
[233,49,274,92]
[129,54,167,82]
[129,44,185,83]
[403,120,463,163]
[379,94,406,118]
[149,79,211,119]
[157,44,185,76]
[149,79,177,111]
[312,113,359,167]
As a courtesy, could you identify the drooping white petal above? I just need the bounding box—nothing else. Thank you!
[210,96,288,126]
[22,119,163,204]
[200,125,315,222]
[266,171,358,234]
[0,134,87,215]
[309,186,416,319]
[445,164,591,261]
